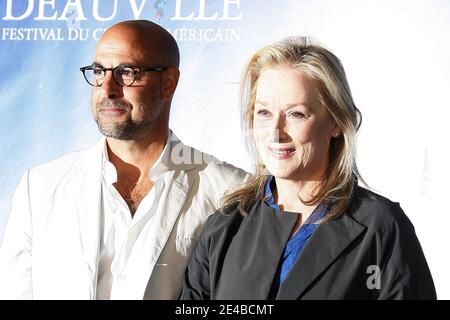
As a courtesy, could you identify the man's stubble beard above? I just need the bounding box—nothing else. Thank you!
[94,98,163,141]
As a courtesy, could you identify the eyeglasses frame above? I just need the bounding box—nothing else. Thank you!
[79,64,168,87]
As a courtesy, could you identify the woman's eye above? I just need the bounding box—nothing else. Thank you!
[289,111,306,119]
[256,109,271,117]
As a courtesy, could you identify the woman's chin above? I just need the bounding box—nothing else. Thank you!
[265,168,298,181]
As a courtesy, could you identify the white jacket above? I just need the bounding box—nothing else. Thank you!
[0,133,248,299]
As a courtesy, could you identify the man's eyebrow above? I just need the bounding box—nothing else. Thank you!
[91,61,138,67]
[118,62,137,67]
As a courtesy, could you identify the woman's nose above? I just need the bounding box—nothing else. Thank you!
[269,114,289,142]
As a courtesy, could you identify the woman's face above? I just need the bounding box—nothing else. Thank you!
[253,65,339,182]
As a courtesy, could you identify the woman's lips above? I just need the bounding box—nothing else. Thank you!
[268,147,296,160]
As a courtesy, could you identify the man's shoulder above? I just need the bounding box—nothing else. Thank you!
[28,140,102,179]
[179,142,249,186]
[199,151,247,176]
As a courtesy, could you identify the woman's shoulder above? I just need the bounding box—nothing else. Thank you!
[347,186,414,233]
[351,185,400,210]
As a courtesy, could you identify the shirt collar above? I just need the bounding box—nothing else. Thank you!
[102,142,117,185]
[264,175,328,224]
[149,130,172,181]
[264,175,280,210]
[102,130,173,185]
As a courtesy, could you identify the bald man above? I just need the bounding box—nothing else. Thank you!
[0,20,247,300]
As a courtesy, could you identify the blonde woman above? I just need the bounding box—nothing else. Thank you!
[181,37,436,300]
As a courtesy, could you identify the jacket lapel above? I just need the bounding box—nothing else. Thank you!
[145,170,192,273]
[143,137,197,297]
[276,213,367,299]
[73,138,104,299]
[217,202,298,300]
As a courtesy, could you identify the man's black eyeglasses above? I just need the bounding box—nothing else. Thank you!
[80,64,168,87]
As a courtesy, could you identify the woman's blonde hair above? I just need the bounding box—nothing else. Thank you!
[221,36,363,222]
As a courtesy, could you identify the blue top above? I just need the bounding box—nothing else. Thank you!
[264,176,328,298]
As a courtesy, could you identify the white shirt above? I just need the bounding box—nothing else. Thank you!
[96,132,171,300]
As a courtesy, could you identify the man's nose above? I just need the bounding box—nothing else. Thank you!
[99,71,123,99]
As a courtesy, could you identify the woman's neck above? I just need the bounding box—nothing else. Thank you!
[273,177,322,217]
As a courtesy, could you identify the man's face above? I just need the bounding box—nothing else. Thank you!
[91,27,165,140]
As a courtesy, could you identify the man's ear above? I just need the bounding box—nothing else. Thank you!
[162,67,180,101]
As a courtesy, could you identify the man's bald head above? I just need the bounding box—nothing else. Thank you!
[98,20,179,68]
[91,20,181,142]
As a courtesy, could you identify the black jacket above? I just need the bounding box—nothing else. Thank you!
[180,186,436,300]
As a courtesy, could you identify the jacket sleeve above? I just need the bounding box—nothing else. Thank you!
[377,203,436,300]
[179,215,214,300]
[0,171,33,299]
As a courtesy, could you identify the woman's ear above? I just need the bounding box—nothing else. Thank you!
[329,117,341,138]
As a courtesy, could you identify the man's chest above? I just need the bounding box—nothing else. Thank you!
[114,179,154,215]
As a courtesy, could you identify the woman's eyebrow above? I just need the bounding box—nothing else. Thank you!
[255,100,307,109]
[255,100,269,106]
